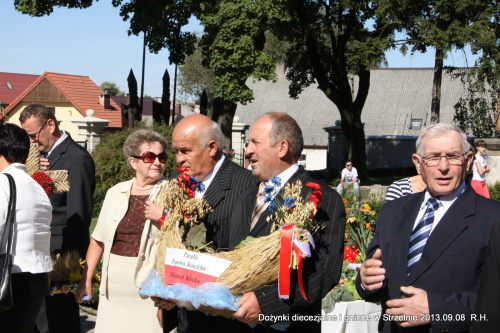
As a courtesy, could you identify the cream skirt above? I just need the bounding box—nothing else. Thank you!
[95,254,162,333]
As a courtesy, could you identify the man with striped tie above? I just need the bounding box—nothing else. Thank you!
[356,123,500,333]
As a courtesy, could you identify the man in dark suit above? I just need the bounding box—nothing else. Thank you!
[470,220,500,331]
[155,114,258,332]
[20,103,95,333]
[227,113,346,332]
[356,123,500,333]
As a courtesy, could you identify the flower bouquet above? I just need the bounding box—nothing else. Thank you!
[139,170,324,317]
[48,251,100,296]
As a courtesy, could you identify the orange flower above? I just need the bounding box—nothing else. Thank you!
[364,203,371,210]
[365,223,371,230]
[342,198,348,205]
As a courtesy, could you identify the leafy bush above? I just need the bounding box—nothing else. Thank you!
[91,122,177,217]
[489,182,500,202]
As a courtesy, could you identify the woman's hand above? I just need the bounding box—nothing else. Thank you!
[145,200,163,221]
[75,279,93,303]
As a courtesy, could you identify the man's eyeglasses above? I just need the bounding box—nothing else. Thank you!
[27,120,48,140]
[132,151,168,164]
[421,154,466,167]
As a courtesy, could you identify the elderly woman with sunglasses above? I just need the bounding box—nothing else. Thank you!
[75,129,168,332]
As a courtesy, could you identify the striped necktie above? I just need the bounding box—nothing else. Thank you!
[407,197,441,274]
[250,182,268,231]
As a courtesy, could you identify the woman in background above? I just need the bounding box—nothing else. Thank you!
[76,129,168,332]
[0,124,52,333]
[385,174,426,202]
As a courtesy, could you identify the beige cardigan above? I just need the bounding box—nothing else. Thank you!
[92,177,167,297]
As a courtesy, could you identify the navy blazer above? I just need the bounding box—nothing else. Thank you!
[356,185,500,333]
[228,167,346,333]
[48,134,95,257]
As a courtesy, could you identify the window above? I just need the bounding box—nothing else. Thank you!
[5,82,13,90]
[410,118,423,130]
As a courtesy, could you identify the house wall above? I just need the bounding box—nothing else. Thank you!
[4,102,84,140]
[365,136,417,170]
[302,148,327,171]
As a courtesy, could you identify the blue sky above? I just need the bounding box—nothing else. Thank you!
[1,1,479,98]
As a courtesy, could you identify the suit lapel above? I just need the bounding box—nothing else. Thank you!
[393,193,424,283]
[230,184,260,247]
[47,135,71,169]
[203,158,232,209]
[250,169,304,237]
[406,187,475,285]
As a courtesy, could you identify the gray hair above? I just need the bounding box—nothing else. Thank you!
[416,123,470,158]
[198,121,223,149]
[265,112,304,161]
[123,129,168,168]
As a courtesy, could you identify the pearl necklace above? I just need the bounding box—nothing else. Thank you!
[133,182,155,191]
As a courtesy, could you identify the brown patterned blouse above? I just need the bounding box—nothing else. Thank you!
[110,194,149,257]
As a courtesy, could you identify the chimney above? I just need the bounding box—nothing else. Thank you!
[99,94,111,109]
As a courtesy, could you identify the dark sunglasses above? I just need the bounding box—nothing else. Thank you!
[27,120,48,140]
[132,151,168,164]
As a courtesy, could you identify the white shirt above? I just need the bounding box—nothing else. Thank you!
[341,167,358,183]
[0,163,52,273]
[195,154,226,199]
[472,154,488,182]
[412,182,466,234]
[44,130,68,157]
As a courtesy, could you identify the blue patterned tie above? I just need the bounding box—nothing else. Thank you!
[407,197,441,274]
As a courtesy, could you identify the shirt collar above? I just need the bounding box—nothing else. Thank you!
[271,164,300,192]
[197,154,225,193]
[45,131,68,157]
[420,181,466,211]
[1,163,27,174]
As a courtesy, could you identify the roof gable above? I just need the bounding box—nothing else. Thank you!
[1,72,121,128]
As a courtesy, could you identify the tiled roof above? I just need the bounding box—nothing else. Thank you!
[1,72,122,128]
[235,68,468,145]
[0,72,39,105]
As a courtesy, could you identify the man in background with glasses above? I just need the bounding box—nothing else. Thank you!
[356,123,500,333]
[19,103,95,333]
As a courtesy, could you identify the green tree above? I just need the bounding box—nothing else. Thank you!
[100,81,125,96]
[263,1,396,178]
[451,68,498,138]
[178,36,215,105]
[382,0,496,123]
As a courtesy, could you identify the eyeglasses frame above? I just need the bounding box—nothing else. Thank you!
[27,120,48,140]
[132,151,168,164]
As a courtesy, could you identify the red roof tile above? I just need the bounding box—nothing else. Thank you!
[0,72,39,105]
[1,72,122,128]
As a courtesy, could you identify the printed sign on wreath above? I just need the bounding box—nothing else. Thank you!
[164,249,232,288]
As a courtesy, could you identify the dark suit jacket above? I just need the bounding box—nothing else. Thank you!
[228,167,346,332]
[356,185,500,333]
[470,220,500,332]
[165,157,259,333]
[48,134,95,257]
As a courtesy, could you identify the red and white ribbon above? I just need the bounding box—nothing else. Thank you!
[278,225,315,301]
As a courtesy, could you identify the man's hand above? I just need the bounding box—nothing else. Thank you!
[40,157,50,171]
[145,200,163,222]
[151,296,176,311]
[233,292,261,324]
[385,286,430,327]
[360,248,385,291]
